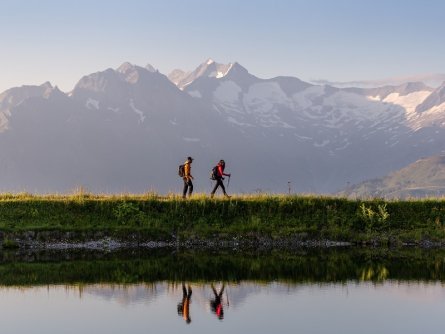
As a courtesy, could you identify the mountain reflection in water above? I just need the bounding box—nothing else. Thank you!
[1,280,445,334]
[0,247,445,333]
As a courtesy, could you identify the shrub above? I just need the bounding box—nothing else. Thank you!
[113,202,144,225]
[358,202,390,233]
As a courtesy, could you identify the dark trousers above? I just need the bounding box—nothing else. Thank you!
[183,178,193,198]
[211,178,226,195]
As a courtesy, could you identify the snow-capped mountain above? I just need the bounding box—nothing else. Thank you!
[175,61,445,192]
[1,59,445,195]
[415,82,445,113]
[168,59,235,90]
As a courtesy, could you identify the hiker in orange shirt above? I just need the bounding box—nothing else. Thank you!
[182,157,194,199]
[177,284,192,324]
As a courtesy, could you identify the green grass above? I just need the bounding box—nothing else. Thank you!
[1,192,445,244]
[0,248,445,286]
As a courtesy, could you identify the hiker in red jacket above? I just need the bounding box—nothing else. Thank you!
[210,160,231,198]
[210,284,225,320]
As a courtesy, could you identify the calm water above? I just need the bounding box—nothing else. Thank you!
[0,248,444,333]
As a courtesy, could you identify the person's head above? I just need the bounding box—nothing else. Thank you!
[219,159,225,166]
[187,156,194,163]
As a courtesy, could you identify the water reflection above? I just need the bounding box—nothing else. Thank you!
[2,247,445,286]
[1,281,445,333]
[210,284,225,320]
[177,283,192,324]
[0,247,445,332]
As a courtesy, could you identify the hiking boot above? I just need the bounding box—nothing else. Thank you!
[224,194,231,199]
[210,193,214,199]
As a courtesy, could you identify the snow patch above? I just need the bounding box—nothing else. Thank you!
[292,85,325,109]
[242,82,295,128]
[129,99,146,123]
[412,101,445,130]
[367,95,381,101]
[227,116,253,127]
[107,107,119,113]
[216,63,233,78]
[213,81,242,103]
[86,98,100,110]
[0,112,8,132]
[294,133,312,141]
[383,91,431,115]
[245,82,290,107]
[180,80,194,90]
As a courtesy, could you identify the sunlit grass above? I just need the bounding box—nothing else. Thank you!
[0,191,445,243]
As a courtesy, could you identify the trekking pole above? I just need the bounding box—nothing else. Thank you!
[227,175,231,190]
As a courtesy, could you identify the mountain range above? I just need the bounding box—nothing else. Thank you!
[312,73,445,89]
[0,58,444,195]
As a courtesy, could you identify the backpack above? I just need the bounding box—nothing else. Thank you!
[178,164,185,178]
[210,166,218,180]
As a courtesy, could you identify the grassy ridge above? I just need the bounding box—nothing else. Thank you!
[1,192,445,243]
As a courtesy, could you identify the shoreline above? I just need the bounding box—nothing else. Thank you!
[4,231,445,251]
[1,193,445,249]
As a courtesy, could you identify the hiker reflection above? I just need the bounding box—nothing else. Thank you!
[210,284,225,320]
[177,284,192,324]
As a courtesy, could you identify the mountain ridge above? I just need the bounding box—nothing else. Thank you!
[338,155,445,198]
[1,59,445,195]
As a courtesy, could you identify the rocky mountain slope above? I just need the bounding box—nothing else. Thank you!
[338,155,445,198]
[0,59,444,195]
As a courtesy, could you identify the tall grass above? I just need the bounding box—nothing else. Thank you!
[0,192,445,242]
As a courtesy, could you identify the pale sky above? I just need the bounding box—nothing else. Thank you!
[1,0,444,93]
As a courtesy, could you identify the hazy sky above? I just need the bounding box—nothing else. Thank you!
[1,0,444,93]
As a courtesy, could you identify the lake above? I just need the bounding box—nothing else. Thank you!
[0,247,444,333]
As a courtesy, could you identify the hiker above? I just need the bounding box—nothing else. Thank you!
[210,284,225,320]
[210,160,231,198]
[177,283,192,324]
[182,156,194,199]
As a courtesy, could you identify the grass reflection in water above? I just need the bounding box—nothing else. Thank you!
[0,247,444,286]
